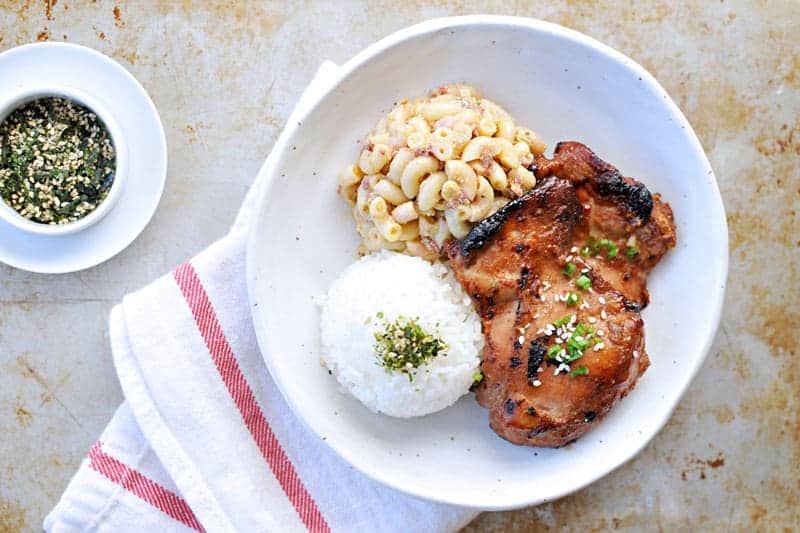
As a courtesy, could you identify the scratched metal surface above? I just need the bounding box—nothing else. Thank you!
[0,1,797,531]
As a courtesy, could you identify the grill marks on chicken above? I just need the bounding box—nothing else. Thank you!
[447,143,676,447]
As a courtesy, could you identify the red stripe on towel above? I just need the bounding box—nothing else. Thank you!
[88,441,205,532]
[173,262,330,533]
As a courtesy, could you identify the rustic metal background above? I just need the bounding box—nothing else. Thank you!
[0,1,797,531]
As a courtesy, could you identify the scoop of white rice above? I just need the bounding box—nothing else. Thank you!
[320,251,483,418]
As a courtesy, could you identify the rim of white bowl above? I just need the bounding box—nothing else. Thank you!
[0,84,128,236]
[247,15,729,509]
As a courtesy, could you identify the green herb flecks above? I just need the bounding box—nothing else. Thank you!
[553,315,571,327]
[472,371,484,383]
[625,246,638,259]
[580,235,619,260]
[0,97,116,225]
[599,239,619,259]
[547,321,596,366]
[569,365,589,378]
[374,314,448,382]
[575,274,592,290]
[563,262,576,277]
[566,292,580,306]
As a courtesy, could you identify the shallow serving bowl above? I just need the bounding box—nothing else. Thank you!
[247,16,728,509]
[0,85,127,236]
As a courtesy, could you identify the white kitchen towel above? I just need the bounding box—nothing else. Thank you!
[44,62,479,533]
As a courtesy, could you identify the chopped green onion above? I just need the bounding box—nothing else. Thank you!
[626,246,638,259]
[581,235,601,257]
[575,274,592,290]
[566,292,580,306]
[597,238,618,259]
[554,315,571,327]
[563,262,577,277]
[376,311,384,319]
[569,365,589,378]
[472,371,483,383]
[547,345,561,358]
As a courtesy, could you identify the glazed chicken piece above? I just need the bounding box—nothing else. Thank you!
[534,142,676,307]
[446,144,675,447]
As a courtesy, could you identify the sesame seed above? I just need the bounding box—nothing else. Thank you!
[588,316,597,323]
[518,336,525,344]
[533,379,542,387]
[599,296,606,305]
[581,268,589,273]
[594,342,605,351]
[633,350,639,358]
[601,309,608,320]
[597,330,605,337]
[571,246,579,253]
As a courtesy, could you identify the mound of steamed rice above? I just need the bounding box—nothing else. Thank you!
[320,251,483,418]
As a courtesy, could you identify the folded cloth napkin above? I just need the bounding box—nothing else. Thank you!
[44,62,479,533]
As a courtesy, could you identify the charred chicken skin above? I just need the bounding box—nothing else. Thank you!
[447,143,676,447]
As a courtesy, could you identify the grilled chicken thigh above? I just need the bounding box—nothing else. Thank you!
[447,143,675,447]
[534,142,676,307]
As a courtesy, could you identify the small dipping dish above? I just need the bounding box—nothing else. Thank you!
[0,85,128,236]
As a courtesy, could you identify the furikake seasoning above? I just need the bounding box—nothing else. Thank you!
[0,97,116,225]
[373,313,448,381]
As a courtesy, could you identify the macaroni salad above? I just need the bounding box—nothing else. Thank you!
[338,84,546,259]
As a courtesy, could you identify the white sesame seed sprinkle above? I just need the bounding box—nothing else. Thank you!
[518,336,525,344]
[633,350,639,358]
[601,310,608,320]
[533,379,542,387]
[571,246,579,253]
[597,330,605,337]
[599,296,606,304]
[594,342,605,351]
[588,316,597,323]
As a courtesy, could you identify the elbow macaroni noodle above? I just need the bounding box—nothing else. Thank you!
[337,84,546,258]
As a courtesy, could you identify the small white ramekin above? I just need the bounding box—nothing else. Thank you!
[0,85,127,236]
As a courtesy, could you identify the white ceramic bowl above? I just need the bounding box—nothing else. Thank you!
[0,85,127,235]
[247,16,728,509]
